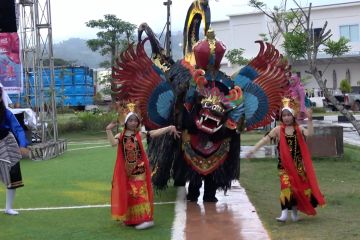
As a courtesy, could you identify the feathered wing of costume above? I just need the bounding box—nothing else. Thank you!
[112,0,211,189]
[112,35,192,188]
[112,0,290,193]
[236,40,290,130]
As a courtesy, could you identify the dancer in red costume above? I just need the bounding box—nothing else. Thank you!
[106,103,180,230]
[246,97,325,222]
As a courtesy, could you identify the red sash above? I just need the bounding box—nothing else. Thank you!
[279,124,325,215]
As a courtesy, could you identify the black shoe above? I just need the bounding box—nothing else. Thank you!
[203,196,218,202]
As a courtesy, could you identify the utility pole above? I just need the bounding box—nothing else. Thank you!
[163,0,172,58]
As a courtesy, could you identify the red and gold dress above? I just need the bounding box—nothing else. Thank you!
[277,124,325,215]
[111,131,154,225]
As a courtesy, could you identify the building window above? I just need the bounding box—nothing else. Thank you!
[313,28,322,40]
[333,70,337,90]
[339,24,359,42]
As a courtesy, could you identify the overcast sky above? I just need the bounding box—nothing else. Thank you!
[51,0,353,43]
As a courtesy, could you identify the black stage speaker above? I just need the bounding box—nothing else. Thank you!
[0,0,17,32]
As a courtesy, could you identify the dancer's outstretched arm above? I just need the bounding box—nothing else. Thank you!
[106,121,120,146]
[148,125,181,139]
[302,109,313,137]
[245,126,279,159]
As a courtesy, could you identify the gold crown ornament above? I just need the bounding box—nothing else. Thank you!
[281,97,300,117]
[115,100,142,125]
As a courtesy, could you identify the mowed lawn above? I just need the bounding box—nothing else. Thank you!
[0,131,177,240]
[241,131,360,240]
[1,130,360,240]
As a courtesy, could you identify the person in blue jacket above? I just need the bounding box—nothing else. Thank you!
[0,86,29,215]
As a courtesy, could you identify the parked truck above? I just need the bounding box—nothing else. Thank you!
[9,66,95,109]
[323,88,360,111]
[346,92,360,111]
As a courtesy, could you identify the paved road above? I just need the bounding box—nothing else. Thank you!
[329,122,360,147]
[316,114,360,147]
[172,182,270,240]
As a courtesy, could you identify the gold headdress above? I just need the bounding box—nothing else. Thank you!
[115,100,142,125]
[281,97,300,117]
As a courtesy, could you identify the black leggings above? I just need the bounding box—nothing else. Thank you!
[8,162,24,189]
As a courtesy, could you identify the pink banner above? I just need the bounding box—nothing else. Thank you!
[0,32,22,94]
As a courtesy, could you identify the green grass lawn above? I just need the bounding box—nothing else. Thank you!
[1,205,175,240]
[1,130,359,239]
[241,143,360,240]
[0,131,177,240]
[241,131,265,145]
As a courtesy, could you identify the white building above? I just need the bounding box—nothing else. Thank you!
[212,1,360,95]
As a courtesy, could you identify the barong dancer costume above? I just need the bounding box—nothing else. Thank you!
[111,0,290,200]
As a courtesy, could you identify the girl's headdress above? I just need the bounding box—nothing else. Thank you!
[281,96,300,117]
[115,100,142,125]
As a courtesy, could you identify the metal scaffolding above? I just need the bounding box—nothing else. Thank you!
[19,0,66,160]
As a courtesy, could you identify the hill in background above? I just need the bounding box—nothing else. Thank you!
[53,38,107,68]
[53,31,184,69]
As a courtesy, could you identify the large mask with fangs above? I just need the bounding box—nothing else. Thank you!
[197,91,225,133]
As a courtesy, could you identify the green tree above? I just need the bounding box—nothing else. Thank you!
[249,0,360,135]
[249,0,304,64]
[97,72,113,96]
[86,15,137,100]
[225,48,249,66]
[323,37,351,56]
[85,14,137,68]
[340,79,352,94]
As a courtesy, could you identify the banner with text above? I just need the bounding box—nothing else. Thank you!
[0,32,22,94]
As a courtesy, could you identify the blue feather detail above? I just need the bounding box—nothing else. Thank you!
[243,82,269,128]
[228,104,245,122]
[148,82,175,126]
[244,92,259,118]
[238,66,259,81]
[185,87,196,104]
[157,91,174,119]
[234,75,251,88]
